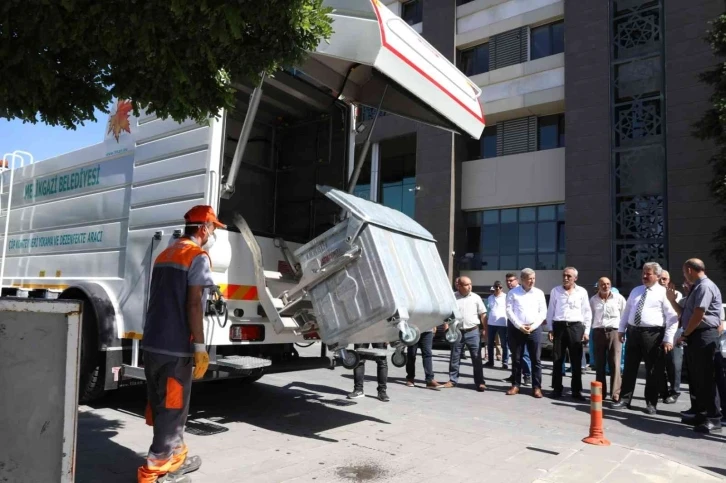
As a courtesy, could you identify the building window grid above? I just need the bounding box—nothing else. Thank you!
[401,0,422,26]
[458,43,490,77]
[530,20,565,61]
[465,114,564,161]
[465,204,566,271]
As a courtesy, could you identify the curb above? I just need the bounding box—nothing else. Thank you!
[605,443,726,480]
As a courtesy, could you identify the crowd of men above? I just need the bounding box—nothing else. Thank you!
[351,258,725,436]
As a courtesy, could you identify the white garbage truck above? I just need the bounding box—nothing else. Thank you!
[0,0,485,402]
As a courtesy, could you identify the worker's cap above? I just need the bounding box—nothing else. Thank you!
[490,281,503,291]
[184,205,226,229]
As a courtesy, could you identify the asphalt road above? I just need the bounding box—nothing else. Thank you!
[77,344,726,482]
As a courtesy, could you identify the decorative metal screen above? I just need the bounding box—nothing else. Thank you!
[610,0,667,291]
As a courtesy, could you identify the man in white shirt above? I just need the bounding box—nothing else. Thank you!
[503,273,533,386]
[443,276,487,392]
[547,267,593,400]
[613,262,679,415]
[505,268,547,397]
[590,277,626,402]
[658,270,683,404]
[485,281,508,369]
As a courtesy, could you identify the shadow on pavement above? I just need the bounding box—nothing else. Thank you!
[75,410,145,483]
[552,400,726,443]
[702,466,726,477]
[88,379,390,444]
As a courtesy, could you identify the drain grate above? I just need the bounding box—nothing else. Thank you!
[526,446,560,456]
[185,419,229,436]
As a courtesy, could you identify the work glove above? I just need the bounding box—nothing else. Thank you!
[193,343,209,380]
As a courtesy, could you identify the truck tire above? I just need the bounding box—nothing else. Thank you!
[78,302,107,404]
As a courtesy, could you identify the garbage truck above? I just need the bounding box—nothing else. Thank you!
[0,0,485,402]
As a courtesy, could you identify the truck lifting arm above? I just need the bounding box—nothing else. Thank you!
[220,73,266,199]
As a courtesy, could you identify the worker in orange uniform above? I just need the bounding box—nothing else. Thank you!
[137,205,224,483]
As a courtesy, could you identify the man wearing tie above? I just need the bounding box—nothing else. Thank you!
[613,262,679,415]
[547,267,593,400]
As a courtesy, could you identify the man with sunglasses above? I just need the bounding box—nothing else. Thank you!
[485,281,509,369]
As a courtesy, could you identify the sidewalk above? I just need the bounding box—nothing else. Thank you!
[532,444,723,483]
[76,346,726,483]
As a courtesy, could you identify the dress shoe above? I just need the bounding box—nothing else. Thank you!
[441,381,456,388]
[426,380,441,390]
[645,404,657,415]
[477,384,487,392]
[694,420,722,434]
[664,393,679,404]
[533,388,543,398]
[484,361,495,368]
[572,393,588,402]
[506,386,520,396]
[611,400,630,410]
[405,379,415,387]
[551,390,563,399]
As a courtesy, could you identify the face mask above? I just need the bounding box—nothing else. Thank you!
[202,225,216,251]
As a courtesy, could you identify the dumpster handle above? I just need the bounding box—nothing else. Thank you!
[284,246,362,302]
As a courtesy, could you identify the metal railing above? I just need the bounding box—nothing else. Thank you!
[0,151,35,292]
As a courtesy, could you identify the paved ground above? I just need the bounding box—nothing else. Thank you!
[77,345,726,482]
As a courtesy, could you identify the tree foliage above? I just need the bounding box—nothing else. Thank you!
[0,0,333,129]
[694,13,726,273]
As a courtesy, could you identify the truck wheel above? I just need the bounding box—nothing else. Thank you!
[78,301,107,404]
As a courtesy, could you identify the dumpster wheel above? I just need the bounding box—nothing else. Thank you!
[399,325,420,347]
[445,326,462,345]
[391,349,407,368]
[339,349,361,369]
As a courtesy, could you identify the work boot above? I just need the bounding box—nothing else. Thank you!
[169,456,202,477]
[157,473,192,483]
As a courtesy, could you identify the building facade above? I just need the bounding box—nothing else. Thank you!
[354,0,724,294]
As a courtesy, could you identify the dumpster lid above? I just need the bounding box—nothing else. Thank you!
[298,0,485,139]
[318,185,435,241]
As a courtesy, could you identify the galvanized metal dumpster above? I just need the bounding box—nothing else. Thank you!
[292,186,461,358]
[0,298,82,483]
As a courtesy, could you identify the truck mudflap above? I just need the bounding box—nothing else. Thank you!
[233,185,463,368]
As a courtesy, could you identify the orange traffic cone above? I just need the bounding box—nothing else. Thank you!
[582,381,610,446]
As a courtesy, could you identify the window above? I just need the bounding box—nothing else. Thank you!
[378,135,416,218]
[401,0,422,25]
[459,43,489,77]
[464,204,566,270]
[530,20,564,61]
[538,114,565,150]
[465,125,497,161]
